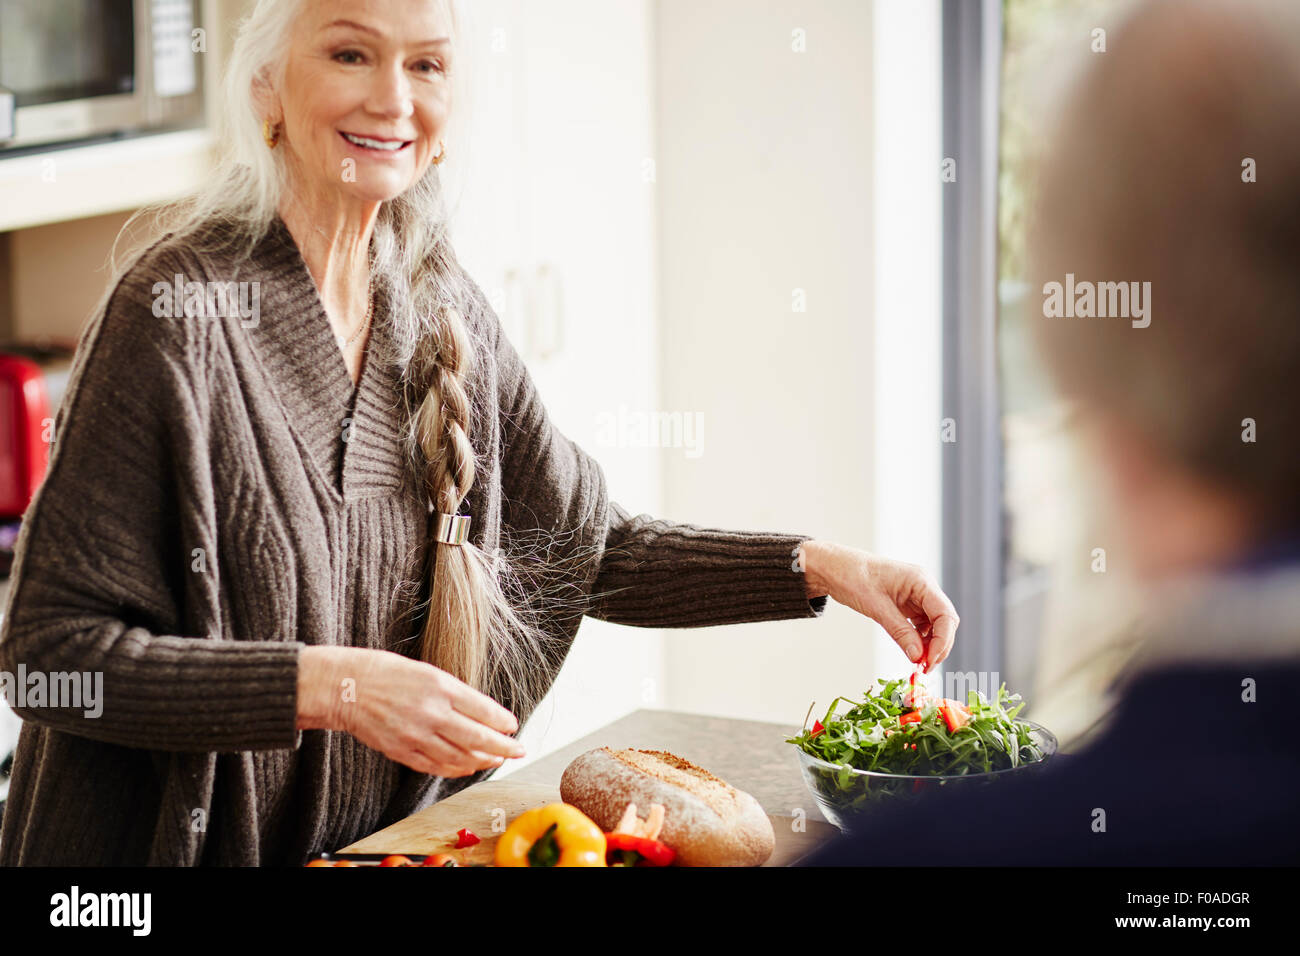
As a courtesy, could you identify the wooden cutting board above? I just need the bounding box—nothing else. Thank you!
[339,779,838,866]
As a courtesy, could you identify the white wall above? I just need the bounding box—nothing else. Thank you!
[655,0,880,724]
[654,0,944,725]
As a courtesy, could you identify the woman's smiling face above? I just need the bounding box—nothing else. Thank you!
[276,0,454,204]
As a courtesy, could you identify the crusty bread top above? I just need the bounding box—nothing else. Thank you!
[605,749,740,818]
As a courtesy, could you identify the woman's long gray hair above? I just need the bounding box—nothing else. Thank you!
[107,0,599,722]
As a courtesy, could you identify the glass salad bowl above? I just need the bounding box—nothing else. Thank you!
[796,719,1060,832]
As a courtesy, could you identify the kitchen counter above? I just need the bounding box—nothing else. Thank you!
[339,707,839,865]
[503,708,829,824]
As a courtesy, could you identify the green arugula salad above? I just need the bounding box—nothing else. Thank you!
[788,673,1056,822]
[788,675,1049,777]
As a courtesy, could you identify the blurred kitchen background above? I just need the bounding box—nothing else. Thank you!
[0,0,1140,803]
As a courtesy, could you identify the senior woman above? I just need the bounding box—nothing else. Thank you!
[0,0,957,866]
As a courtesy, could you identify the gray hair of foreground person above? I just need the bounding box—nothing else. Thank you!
[1028,0,1300,539]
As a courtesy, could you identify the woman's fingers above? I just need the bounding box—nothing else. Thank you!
[838,553,961,667]
[336,652,528,778]
[440,708,526,759]
[445,678,520,737]
[410,733,503,778]
[876,605,927,663]
[915,575,960,668]
[923,612,958,668]
[433,732,506,773]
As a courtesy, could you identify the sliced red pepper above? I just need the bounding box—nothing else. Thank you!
[454,828,481,849]
[604,832,677,867]
[898,710,923,725]
[939,698,971,732]
[905,663,931,708]
[809,720,825,739]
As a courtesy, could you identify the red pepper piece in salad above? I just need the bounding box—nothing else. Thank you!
[809,720,825,739]
[904,663,932,708]
[939,698,972,733]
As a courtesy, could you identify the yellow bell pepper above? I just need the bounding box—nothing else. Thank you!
[494,802,607,867]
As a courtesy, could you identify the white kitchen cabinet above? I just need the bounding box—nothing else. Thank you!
[449,0,663,769]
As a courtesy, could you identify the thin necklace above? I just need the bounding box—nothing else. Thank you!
[339,279,374,348]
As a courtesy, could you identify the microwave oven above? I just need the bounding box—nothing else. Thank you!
[0,0,205,154]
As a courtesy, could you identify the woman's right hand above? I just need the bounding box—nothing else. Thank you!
[297,646,525,777]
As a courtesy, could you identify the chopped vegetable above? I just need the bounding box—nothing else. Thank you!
[454,828,480,849]
[605,832,676,867]
[903,663,930,708]
[612,802,665,841]
[494,803,607,867]
[421,854,459,867]
[604,802,674,866]
[379,855,413,867]
[939,698,971,733]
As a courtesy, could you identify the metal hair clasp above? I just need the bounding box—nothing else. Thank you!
[434,512,472,546]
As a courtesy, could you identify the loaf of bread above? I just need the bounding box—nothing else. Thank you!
[559,747,775,866]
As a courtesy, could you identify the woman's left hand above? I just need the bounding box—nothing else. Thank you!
[798,540,959,670]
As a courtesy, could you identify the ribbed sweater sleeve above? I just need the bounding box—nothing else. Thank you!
[484,286,828,630]
[588,501,829,628]
[0,263,302,753]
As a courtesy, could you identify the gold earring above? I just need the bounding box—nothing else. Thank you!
[431,140,447,165]
[262,119,281,150]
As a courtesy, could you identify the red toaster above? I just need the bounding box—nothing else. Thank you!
[0,340,76,520]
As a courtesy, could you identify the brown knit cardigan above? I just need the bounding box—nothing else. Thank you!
[0,215,825,865]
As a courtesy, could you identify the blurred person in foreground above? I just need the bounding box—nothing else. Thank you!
[806,0,1300,866]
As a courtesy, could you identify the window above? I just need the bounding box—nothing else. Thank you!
[944,0,1140,747]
